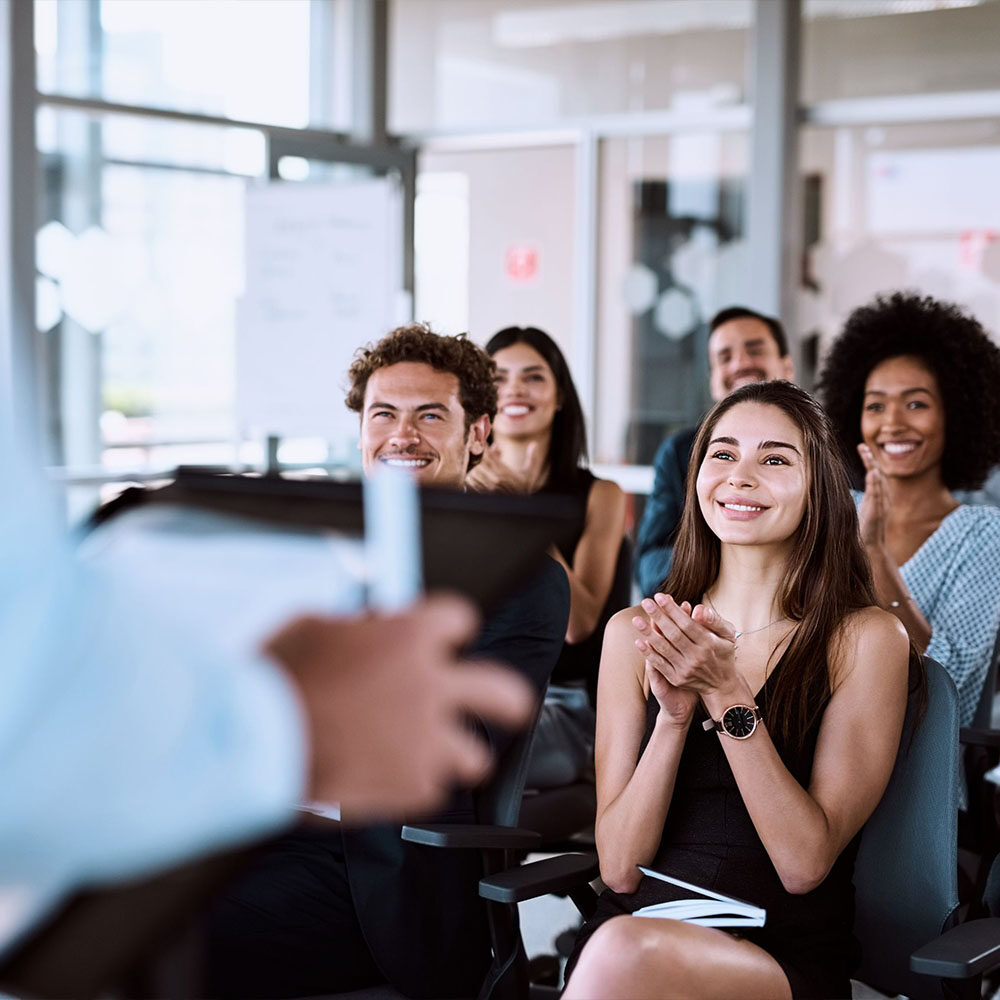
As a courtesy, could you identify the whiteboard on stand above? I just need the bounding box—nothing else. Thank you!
[237,177,406,452]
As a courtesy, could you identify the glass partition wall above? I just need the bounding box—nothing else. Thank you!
[409,0,1000,471]
[10,0,1000,512]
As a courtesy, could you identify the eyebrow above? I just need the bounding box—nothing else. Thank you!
[760,439,800,454]
[863,387,934,397]
[496,364,546,374]
[714,338,766,356]
[366,401,450,414]
[708,435,800,455]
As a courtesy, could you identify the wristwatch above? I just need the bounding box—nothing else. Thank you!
[702,704,762,740]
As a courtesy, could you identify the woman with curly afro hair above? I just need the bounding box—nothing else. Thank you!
[817,291,1000,725]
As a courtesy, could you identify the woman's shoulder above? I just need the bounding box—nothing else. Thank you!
[607,603,643,632]
[602,605,648,684]
[829,606,910,687]
[584,474,626,522]
[589,474,625,504]
[839,604,909,640]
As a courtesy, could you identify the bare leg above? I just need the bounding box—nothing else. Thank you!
[563,915,794,1000]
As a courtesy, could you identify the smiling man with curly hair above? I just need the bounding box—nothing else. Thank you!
[345,323,497,480]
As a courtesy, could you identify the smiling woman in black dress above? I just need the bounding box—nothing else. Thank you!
[563,380,918,1000]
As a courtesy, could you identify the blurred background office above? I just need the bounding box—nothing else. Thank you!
[3,0,1000,523]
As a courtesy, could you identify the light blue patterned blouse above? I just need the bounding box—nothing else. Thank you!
[854,494,1000,726]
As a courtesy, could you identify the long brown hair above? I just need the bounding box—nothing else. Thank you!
[665,380,921,750]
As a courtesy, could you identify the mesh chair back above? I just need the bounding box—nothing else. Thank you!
[853,656,960,1000]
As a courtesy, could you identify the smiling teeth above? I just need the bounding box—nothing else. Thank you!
[882,442,917,455]
[503,405,530,416]
[381,458,430,467]
[723,503,764,512]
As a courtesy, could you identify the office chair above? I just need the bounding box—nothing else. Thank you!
[958,626,1000,911]
[517,536,632,836]
[513,537,631,985]
[478,657,1000,1000]
[397,706,549,1000]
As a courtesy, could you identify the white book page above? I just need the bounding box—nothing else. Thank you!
[638,866,759,909]
[635,866,766,927]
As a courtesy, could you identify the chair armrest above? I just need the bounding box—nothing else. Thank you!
[401,824,541,850]
[480,852,599,903]
[911,917,1000,979]
[960,727,1000,748]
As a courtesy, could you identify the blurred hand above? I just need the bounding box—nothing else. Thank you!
[466,442,546,494]
[857,443,890,550]
[264,594,534,821]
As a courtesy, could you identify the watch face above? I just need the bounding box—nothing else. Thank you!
[722,705,758,739]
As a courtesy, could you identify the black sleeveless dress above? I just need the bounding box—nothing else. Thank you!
[541,469,631,706]
[566,652,862,999]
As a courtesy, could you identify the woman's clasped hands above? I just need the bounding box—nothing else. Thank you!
[632,593,738,726]
[857,442,890,550]
[466,440,547,494]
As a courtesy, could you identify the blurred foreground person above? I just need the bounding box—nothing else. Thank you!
[0,415,533,919]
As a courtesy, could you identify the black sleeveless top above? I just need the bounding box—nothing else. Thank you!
[567,651,862,999]
[542,469,631,705]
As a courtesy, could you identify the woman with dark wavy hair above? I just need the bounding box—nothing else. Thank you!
[818,291,1000,726]
[563,381,917,1000]
[467,326,627,787]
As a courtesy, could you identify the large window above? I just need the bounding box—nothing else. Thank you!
[22,0,1000,499]
[32,0,359,484]
[36,0,338,129]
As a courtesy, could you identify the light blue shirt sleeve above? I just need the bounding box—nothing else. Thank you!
[852,492,1000,727]
[915,509,1000,727]
[0,443,306,896]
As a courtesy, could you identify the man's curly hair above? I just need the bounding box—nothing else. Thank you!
[345,322,497,441]
[817,292,1000,491]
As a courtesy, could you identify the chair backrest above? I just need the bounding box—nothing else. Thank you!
[853,656,960,1000]
[971,626,1000,729]
[475,554,573,829]
[479,700,546,829]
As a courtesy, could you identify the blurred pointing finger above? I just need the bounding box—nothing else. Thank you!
[451,662,535,728]
[411,593,481,646]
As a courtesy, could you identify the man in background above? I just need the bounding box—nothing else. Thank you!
[635,306,795,596]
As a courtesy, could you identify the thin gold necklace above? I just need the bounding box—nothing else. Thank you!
[705,594,788,640]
